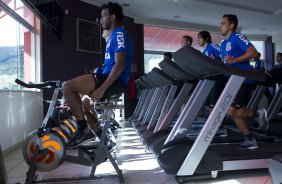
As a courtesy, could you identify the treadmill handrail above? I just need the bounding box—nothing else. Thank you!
[173,46,266,82]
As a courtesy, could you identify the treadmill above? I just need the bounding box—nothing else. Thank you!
[133,68,175,131]
[143,57,267,154]
[269,154,282,184]
[136,67,176,133]
[130,73,159,128]
[130,74,177,127]
[144,55,233,154]
[128,78,151,123]
[141,59,204,152]
[156,46,282,183]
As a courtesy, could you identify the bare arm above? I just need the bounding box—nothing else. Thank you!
[90,51,126,100]
[225,46,258,64]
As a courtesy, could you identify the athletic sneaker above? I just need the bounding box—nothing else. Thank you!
[215,127,228,137]
[256,109,269,132]
[237,138,259,150]
[67,131,95,148]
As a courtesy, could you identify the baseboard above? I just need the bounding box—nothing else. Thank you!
[2,141,24,156]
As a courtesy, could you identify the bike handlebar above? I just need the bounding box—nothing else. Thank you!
[15,79,62,89]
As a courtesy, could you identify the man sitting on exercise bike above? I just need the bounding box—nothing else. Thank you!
[63,1,133,147]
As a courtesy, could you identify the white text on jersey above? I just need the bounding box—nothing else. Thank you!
[117,32,125,49]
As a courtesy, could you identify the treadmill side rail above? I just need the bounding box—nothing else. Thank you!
[223,159,268,170]
[177,75,244,176]
[269,155,282,184]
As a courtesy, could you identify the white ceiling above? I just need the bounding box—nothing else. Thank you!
[81,0,282,37]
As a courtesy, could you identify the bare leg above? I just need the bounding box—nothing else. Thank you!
[233,117,250,135]
[227,107,254,135]
[84,111,99,132]
[82,96,100,133]
[63,74,95,121]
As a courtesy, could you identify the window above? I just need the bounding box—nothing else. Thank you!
[252,41,265,60]
[249,41,266,69]
[3,0,34,27]
[77,18,101,53]
[0,15,24,89]
[144,25,221,73]
[144,53,162,73]
[0,0,38,90]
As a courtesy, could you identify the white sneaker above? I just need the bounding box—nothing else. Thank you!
[238,137,259,150]
[216,127,228,137]
[256,109,269,132]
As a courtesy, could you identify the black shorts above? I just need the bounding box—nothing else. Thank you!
[92,73,126,99]
[231,84,255,108]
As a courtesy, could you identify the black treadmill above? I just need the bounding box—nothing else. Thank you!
[269,154,282,184]
[128,78,152,122]
[144,54,231,154]
[130,74,156,128]
[133,67,175,131]
[143,57,272,154]
[141,59,198,152]
[156,46,282,183]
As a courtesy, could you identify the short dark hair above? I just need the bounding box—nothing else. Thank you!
[164,52,172,60]
[198,31,212,44]
[277,52,282,57]
[101,2,124,22]
[223,14,238,31]
[182,35,193,45]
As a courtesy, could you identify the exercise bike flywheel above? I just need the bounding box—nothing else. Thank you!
[22,130,66,172]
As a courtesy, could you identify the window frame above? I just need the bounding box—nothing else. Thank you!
[0,0,41,91]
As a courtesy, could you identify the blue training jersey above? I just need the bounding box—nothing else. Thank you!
[273,64,282,69]
[220,32,254,83]
[203,43,221,62]
[220,32,253,70]
[103,26,133,85]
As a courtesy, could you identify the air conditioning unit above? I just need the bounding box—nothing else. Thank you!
[76,18,101,53]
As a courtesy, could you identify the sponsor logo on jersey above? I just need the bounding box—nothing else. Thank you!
[106,39,111,48]
[105,53,110,59]
[117,32,125,49]
[236,34,249,45]
[226,42,231,52]
[212,43,220,51]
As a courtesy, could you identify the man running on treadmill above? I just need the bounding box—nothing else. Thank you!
[63,2,133,146]
[163,52,173,60]
[274,52,282,68]
[198,30,221,62]
[181,35,193,47]
[197,30,228,136]
[219,14,269,150]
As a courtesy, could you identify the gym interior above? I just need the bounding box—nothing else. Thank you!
[1,0,282,184]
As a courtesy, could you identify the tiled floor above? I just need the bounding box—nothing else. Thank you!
[3,126,273,184]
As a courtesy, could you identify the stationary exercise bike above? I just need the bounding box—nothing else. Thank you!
[96,104,122,139]
[15,79,124,184]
